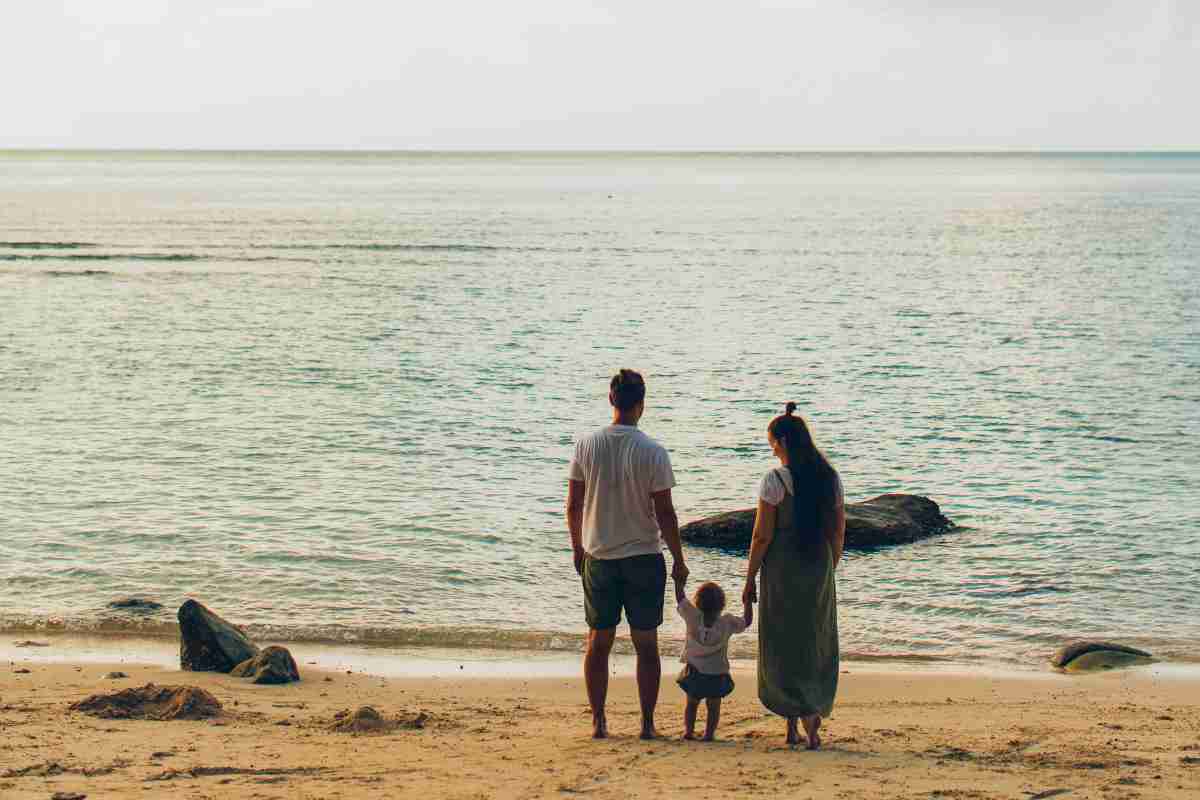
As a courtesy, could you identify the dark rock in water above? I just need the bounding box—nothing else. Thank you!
[69,683,222,720]
[107,597,164,613]
[230,645,300,684]
[13,640,49,647]
[1052,641,1154,670]
[680,493,954,550]
[178,599,258,673]
[102,671,129,679]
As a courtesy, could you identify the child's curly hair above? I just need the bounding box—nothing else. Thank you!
[693,581,726,625]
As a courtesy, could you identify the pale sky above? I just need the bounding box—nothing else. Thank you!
[4,1,1198,149]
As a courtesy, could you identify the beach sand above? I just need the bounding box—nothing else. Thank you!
[2,649,1199,799]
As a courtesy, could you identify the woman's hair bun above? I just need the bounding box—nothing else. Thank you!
[784,401,797,415]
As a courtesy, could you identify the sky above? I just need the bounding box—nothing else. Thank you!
[3,1,1198,149]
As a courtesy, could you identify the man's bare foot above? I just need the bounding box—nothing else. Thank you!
[592,713,608,739]
[701,733,716,742]
[802,714,822,750]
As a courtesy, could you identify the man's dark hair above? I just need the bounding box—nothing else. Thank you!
[609,369,646,411]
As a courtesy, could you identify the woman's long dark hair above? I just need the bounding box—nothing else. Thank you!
[768,402,839,538]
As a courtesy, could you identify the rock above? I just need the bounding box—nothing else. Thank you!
[680,493,954,550]
[13,640,49,647]
[102,671,128,679]
[68,683,222,720]
[106,597,163,613]
[1052,641,1154,672]
[230,645,300,685]
[52,793,87,800]
[13,667,31,674]
[177,599,258,673]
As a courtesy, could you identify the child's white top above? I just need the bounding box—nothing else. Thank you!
[676,598,748,675]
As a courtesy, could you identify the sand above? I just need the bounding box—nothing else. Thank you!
[2,651,1199,799]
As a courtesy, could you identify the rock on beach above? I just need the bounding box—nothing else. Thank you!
[1052,641,1154,672]
[680,493,954,550]
[178,599,258,673]
[231,645,301,685]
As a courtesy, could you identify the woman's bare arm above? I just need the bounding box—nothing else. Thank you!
[743,498,777,603]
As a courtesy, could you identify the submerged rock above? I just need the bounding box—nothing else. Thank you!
[1052,641,1154,672]
[230,645,300,685]
[107,597,164,613]
[69,683,222,720]
[178,599,258,673]
[680,493,954,550]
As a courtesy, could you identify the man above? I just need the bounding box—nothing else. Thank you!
[566,368,689,739]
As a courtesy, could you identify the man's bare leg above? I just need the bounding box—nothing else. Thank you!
[584,628,615,738]
[629,627,661,739]
[683,696,699,740]
[702,697,721,741]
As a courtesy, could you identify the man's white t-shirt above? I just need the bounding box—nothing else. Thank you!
[676,599,748,675]
[568,424,676,561]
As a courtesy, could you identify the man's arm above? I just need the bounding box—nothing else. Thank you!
[566,479,586,575]
[652,488,688,585]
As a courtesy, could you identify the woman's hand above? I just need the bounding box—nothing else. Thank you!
[742,576,757,605]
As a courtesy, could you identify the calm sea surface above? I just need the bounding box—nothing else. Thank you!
[1,151,1197,665]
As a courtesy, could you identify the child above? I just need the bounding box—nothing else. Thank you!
[674,577,752,741]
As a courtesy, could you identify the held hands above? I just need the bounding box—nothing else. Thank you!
[670,558,689,586]
[742,576,758,605]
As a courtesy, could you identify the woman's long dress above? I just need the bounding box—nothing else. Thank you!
[757,476,839,718]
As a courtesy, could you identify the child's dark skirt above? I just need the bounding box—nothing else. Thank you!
[676,664,735,699]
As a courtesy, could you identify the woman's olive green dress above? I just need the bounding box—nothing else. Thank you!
[757,470,839,718]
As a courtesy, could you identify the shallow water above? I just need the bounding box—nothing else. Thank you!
[1,151,1198,665]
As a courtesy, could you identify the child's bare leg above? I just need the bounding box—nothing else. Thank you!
[702,698,721,741]
[683,697,699,740]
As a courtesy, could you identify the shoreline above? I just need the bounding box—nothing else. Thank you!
[3,645,1199,799]
[6,632,1200,682]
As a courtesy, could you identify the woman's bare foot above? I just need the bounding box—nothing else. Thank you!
[592,712,608,739]
[802,714,822,750]
[682,731,696,740]
[786,716,802,747]
[639,725,660,741]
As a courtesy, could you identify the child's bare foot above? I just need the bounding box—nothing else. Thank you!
[592,712,608,739]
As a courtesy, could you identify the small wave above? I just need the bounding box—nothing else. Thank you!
[0,241,97,249]
[0,253,206,263]
[44,269,113,277]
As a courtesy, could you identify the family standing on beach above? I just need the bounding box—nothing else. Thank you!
[566,369,845,747]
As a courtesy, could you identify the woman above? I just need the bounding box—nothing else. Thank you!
[743,402,845,749]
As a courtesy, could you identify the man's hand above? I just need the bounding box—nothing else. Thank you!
[671,558,689,586]
[573,546,586,576]
[742,576,757,605]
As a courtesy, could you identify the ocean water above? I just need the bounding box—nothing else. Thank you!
[1,151,1198,666]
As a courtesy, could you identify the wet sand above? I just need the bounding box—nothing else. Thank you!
[2,649,1199,799]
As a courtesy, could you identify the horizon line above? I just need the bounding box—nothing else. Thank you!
[1,147,1199,156]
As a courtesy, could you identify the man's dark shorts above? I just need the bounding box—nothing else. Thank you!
[582,552,667,630]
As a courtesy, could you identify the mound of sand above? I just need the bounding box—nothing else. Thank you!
[68,683,222,720]
[329,706,428,734]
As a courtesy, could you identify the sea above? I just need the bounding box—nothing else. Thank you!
[1,151,1197,667]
